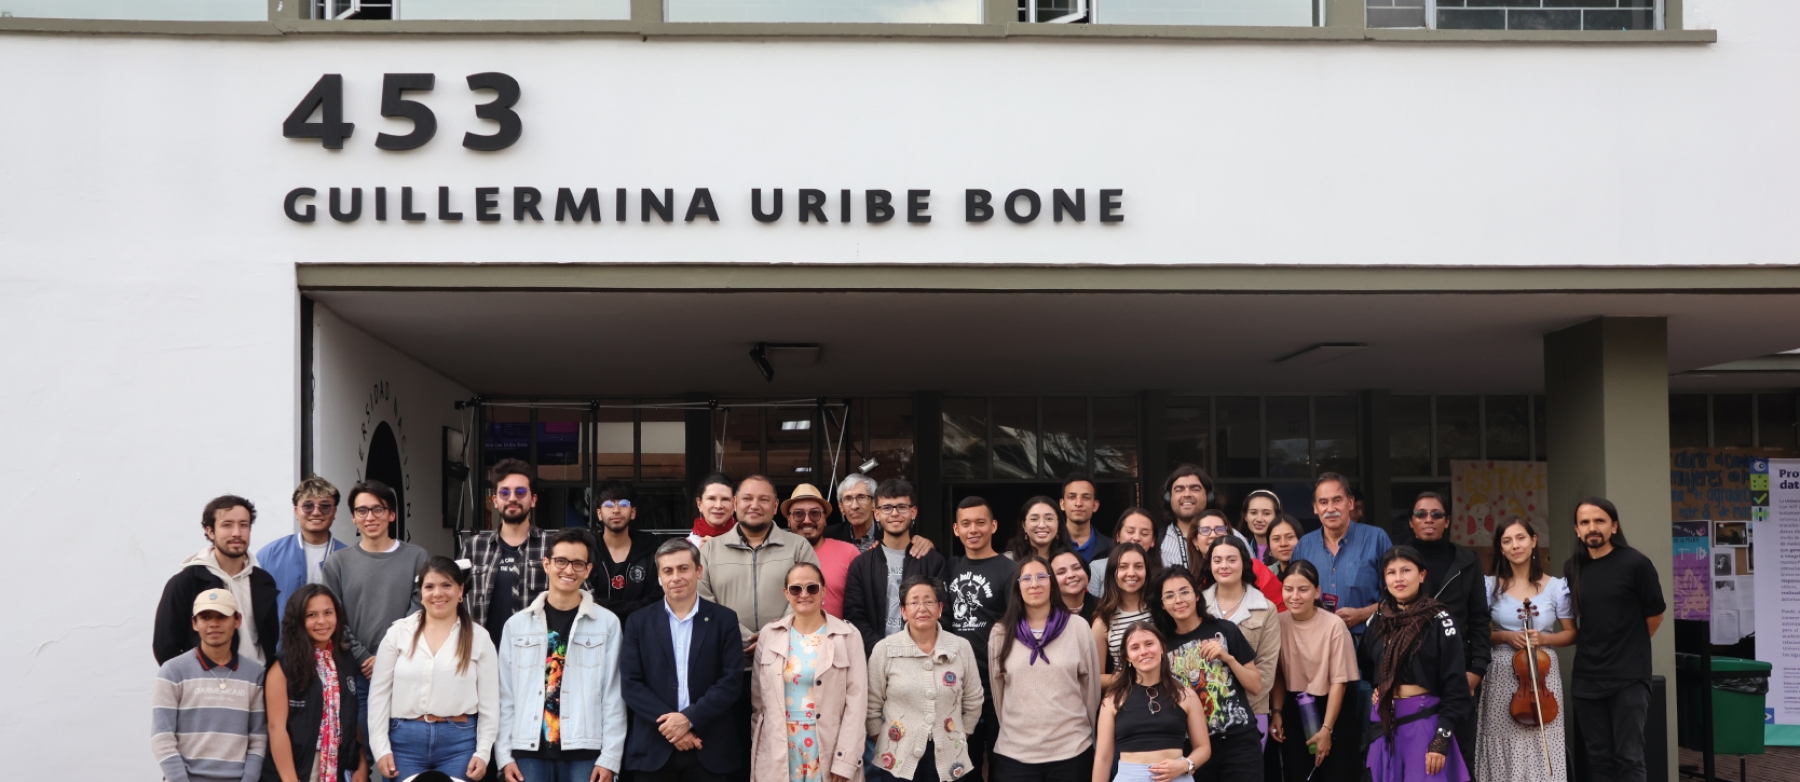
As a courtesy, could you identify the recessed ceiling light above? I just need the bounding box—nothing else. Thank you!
[781,420,812,431]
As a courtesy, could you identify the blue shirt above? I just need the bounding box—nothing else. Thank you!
[1071,529,1113,565]
[664,598,699,711]
[1292,522,1393,634]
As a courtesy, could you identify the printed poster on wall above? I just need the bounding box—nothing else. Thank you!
[1448,460,1547,548]
[1757,458,1800,730]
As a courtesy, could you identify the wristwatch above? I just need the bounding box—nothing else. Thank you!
[1183,757,1196,775]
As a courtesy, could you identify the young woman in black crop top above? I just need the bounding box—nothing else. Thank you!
[1092,620,1210,782]
[1356,545,1473,782]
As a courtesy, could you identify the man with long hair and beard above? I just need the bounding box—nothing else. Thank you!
[1562,498,1665,782]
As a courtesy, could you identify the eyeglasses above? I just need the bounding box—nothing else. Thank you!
[786,583,822,596]
[788,509,825,522]
[877,504,913,515]
[298,501,336,515]
[1413,509,1446,520]
[601,500,632,510]
[548,557,591,571]
[1018,573,1052,584]
[840,493,873,505]
[1162,587,1195,602]
[351,505,389,519]
[496,487,531,499]
[1197,526,1231,536]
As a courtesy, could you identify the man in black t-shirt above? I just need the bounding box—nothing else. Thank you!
[1565,498,1666,782]
[467,459,551,647]
[589,483,663,620]
[945,496,1015,781]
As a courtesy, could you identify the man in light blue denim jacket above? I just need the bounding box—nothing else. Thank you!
[497,527,627,782]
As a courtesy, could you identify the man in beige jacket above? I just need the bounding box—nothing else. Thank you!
[696,473,821,782]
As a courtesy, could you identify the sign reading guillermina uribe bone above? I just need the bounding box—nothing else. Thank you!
[280,73,1125,227]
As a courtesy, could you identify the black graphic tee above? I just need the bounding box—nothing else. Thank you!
[948,555,1017,678]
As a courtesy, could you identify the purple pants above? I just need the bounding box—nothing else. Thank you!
[1365,695,1469,782]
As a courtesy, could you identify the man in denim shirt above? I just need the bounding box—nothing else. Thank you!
[1292,472,1392,638]
[497,527,626,782]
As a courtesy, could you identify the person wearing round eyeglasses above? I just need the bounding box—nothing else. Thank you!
[750,563,868,782]
[468,459,553,648]
[987,556,1100,782]
[590,483,664,622]
[497,527,628,782]
[844,480,947,658]
[1401,491,1490,777]
[868,575,984,782]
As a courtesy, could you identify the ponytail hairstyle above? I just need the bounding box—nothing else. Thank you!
[277,583,349,697]
[411,556,476,675]
[1283,559,1326,609]
[1239,489,1283,539]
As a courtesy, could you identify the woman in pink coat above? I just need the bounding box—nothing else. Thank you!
[751,562,869,782]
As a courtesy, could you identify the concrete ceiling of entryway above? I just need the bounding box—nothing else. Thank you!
[306,290,1800,398]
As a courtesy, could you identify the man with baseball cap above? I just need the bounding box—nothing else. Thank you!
[781,483,859,618]
[152,589,268,782]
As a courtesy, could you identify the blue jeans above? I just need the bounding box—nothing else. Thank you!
[389,716,479,781]
[515,756,598,782]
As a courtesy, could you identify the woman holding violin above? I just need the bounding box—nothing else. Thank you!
[1472,518,1575,782]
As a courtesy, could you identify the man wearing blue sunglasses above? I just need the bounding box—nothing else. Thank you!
[591,482,664,620]
[466,457,553,647]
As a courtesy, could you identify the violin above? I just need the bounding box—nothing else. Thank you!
[1507,598,1560,727]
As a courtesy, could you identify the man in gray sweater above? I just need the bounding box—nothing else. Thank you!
[320,480,427,767]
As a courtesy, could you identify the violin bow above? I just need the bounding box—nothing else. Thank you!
[1520,599,1554,779]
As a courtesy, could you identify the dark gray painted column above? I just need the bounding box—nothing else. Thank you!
[1360,390,1393,534]
[1544,317,1675,782]
[1141,391,1170,512]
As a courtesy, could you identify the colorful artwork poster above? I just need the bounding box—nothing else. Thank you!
[1671,528,1711,621]
[1447,460,1547,548]
[1670,448,1779,523]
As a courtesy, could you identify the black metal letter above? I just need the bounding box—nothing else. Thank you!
[753,189,783,223]
[401,187,426,221]
[798,189,828,223]
[329,187,362,222]
[475,187,500,222]
[556,188,601,223]
[642,188,674,222]
[1053,189,1085,222]
[1004,189,1040,224]
[285,187,317,223]
[1100,189,1124,223]
[866,190,893,223]
[684,188,720,222]
[438,186,463,221]
[965,189,993,223]
[907,190,931,224]
[515,187,543,221]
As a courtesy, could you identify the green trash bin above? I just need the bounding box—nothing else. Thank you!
[1676,654,1770,755]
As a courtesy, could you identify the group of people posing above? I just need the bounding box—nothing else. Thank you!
[151,459,1667,782]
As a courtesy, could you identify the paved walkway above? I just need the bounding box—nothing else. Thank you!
[1679,745,1800,782]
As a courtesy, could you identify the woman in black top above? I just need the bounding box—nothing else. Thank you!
[1356,546,1473,782]
[263,584,367,782]
[1092,620,1210,782]
[1151,569,1262,782]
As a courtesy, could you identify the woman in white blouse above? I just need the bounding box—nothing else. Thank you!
[369,556,499,781]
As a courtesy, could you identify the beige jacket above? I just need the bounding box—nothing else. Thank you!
[987,615,1101,764]
[1204,584,1282,715]
[866,629,985,781]
[698,525,823,646]
[749,613,867,782]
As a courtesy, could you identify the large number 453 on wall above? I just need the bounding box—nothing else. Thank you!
[282,73,522,152]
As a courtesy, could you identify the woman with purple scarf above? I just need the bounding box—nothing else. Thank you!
[1356,546,1473,782]
[987,555,1102,782]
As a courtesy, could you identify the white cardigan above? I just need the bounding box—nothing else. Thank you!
[368,613,500,761]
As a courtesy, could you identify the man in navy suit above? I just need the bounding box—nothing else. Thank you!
[621,537,744,782]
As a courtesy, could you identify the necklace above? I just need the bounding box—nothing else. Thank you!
[205,660,233,690]
[1216,589,1244,619]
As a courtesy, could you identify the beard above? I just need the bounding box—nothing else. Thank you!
[500,504,531,524]
[1583,532,1609,549]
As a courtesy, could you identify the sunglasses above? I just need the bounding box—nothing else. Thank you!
[786,583,822,596]
[1413,509,1446,520]
[497,488,532,500]
[298,501,336,515]
[788,509,825,522]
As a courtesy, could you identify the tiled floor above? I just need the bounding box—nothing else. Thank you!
[1679,745,1800,782]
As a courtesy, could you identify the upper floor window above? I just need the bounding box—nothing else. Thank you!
[1369,0,1659,31]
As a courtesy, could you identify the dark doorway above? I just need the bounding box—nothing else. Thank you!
[367,421,407,541]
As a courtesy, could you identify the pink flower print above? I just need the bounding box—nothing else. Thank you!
[881,753,896,769]
[944,718,955,733]
[888,723,905,742]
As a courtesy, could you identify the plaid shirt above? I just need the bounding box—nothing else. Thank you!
[461,525,549,627]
